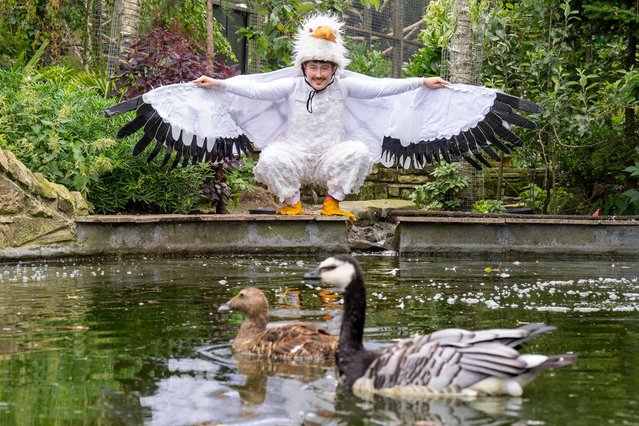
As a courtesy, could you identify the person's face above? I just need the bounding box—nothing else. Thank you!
[304,61,336,90]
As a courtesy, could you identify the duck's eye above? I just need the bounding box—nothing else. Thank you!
[321,265,337,272]
[239,293,245,297]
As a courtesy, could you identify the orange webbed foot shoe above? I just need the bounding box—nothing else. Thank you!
[276,200,304,215]
[320,196,356,221]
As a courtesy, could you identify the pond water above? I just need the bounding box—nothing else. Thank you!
[0,254,638,425]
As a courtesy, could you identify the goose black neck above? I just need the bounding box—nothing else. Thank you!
[339,266,366,352]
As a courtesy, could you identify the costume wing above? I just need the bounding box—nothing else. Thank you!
[341,71,541,170]
[104,67,299,167]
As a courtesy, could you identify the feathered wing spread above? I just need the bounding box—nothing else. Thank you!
[105,68,539,170]
[104,67,299,167]
[355,323,575,397]
[341,71,541,170]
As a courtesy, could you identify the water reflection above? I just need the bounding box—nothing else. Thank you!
[141,344,335,426]
[335,388,524,426]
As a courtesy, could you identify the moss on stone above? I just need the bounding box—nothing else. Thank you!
[32,173,59,200]
[10,217,69,247]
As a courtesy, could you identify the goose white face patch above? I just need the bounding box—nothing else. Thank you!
[318,257,356,290]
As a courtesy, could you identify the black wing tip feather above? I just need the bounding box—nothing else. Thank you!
[112,101,254,168]
[495,92,542,114]
[104,96,143,118]
[380,92,541,170]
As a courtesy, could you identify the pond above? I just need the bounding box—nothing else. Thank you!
[0,254,638,425]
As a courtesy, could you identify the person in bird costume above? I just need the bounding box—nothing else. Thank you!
[105,14,540,220]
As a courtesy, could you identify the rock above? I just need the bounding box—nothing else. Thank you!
[1,148,86,251]
[0,176,24,214]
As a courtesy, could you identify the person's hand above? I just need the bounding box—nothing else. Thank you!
[423,76,450,89]
[193,75,221,89]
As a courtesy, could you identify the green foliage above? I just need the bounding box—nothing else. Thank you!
[403,0,454,77]
[472,199,507,213]
[140,0,237,61]
[0,66,120,195]
[225,155,257,207]
[237,0,351,71]
[69,69,114,99]
[88,153,219,214]
[599,162,639,215]
[518,184,572,214]
[619,69,639,108]
[410,163,469,211]
[404,0,491,77]
[600,190,639,216]
[623,162,639,178]
[582,0,639,23]
[0,0,69,66]
[1,63,247,214]
[481,0,638,214]
[345,40,392,77]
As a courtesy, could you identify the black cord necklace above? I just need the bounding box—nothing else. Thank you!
[304,76,335,113]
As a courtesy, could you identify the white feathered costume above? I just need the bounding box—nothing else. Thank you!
[105,14,540,211]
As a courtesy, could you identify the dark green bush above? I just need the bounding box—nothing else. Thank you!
[0,67,121,195]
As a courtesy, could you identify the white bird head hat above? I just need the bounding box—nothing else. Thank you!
[293,14,350,70]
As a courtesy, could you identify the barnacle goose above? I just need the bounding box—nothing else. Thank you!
[304,254,576,398]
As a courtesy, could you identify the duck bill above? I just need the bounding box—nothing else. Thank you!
[218,300,232,312]
[303,268,322,280]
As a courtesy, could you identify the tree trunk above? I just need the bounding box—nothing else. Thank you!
[206,0,216,66]
[448,0,474,84]
[391,0,404,77]
[624,20,637,143]
[120,0,141,45]
[449,0,484,207]
[108,0,141,76]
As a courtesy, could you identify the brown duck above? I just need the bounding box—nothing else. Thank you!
[218,287,338,360]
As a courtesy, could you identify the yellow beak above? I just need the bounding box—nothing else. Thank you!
[312,25,336,43]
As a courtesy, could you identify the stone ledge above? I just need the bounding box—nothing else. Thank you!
[76,214,348,223]
[396,214,639,258]
[397,215,639,225]
[0,217,350,260]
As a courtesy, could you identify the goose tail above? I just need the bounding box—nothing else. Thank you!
[527,353,577,373]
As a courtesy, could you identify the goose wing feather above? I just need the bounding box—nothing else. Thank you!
[360,325,557,392]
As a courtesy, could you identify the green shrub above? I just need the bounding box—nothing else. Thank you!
[88,153,222,214]
[410,162,469,210]
[518,184,572,214]
[346,40,392,77]
[0,66,121,195]
[598,162,639,216]
[472,199,507,213]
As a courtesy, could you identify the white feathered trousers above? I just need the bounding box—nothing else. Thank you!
[254,139,372,204]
